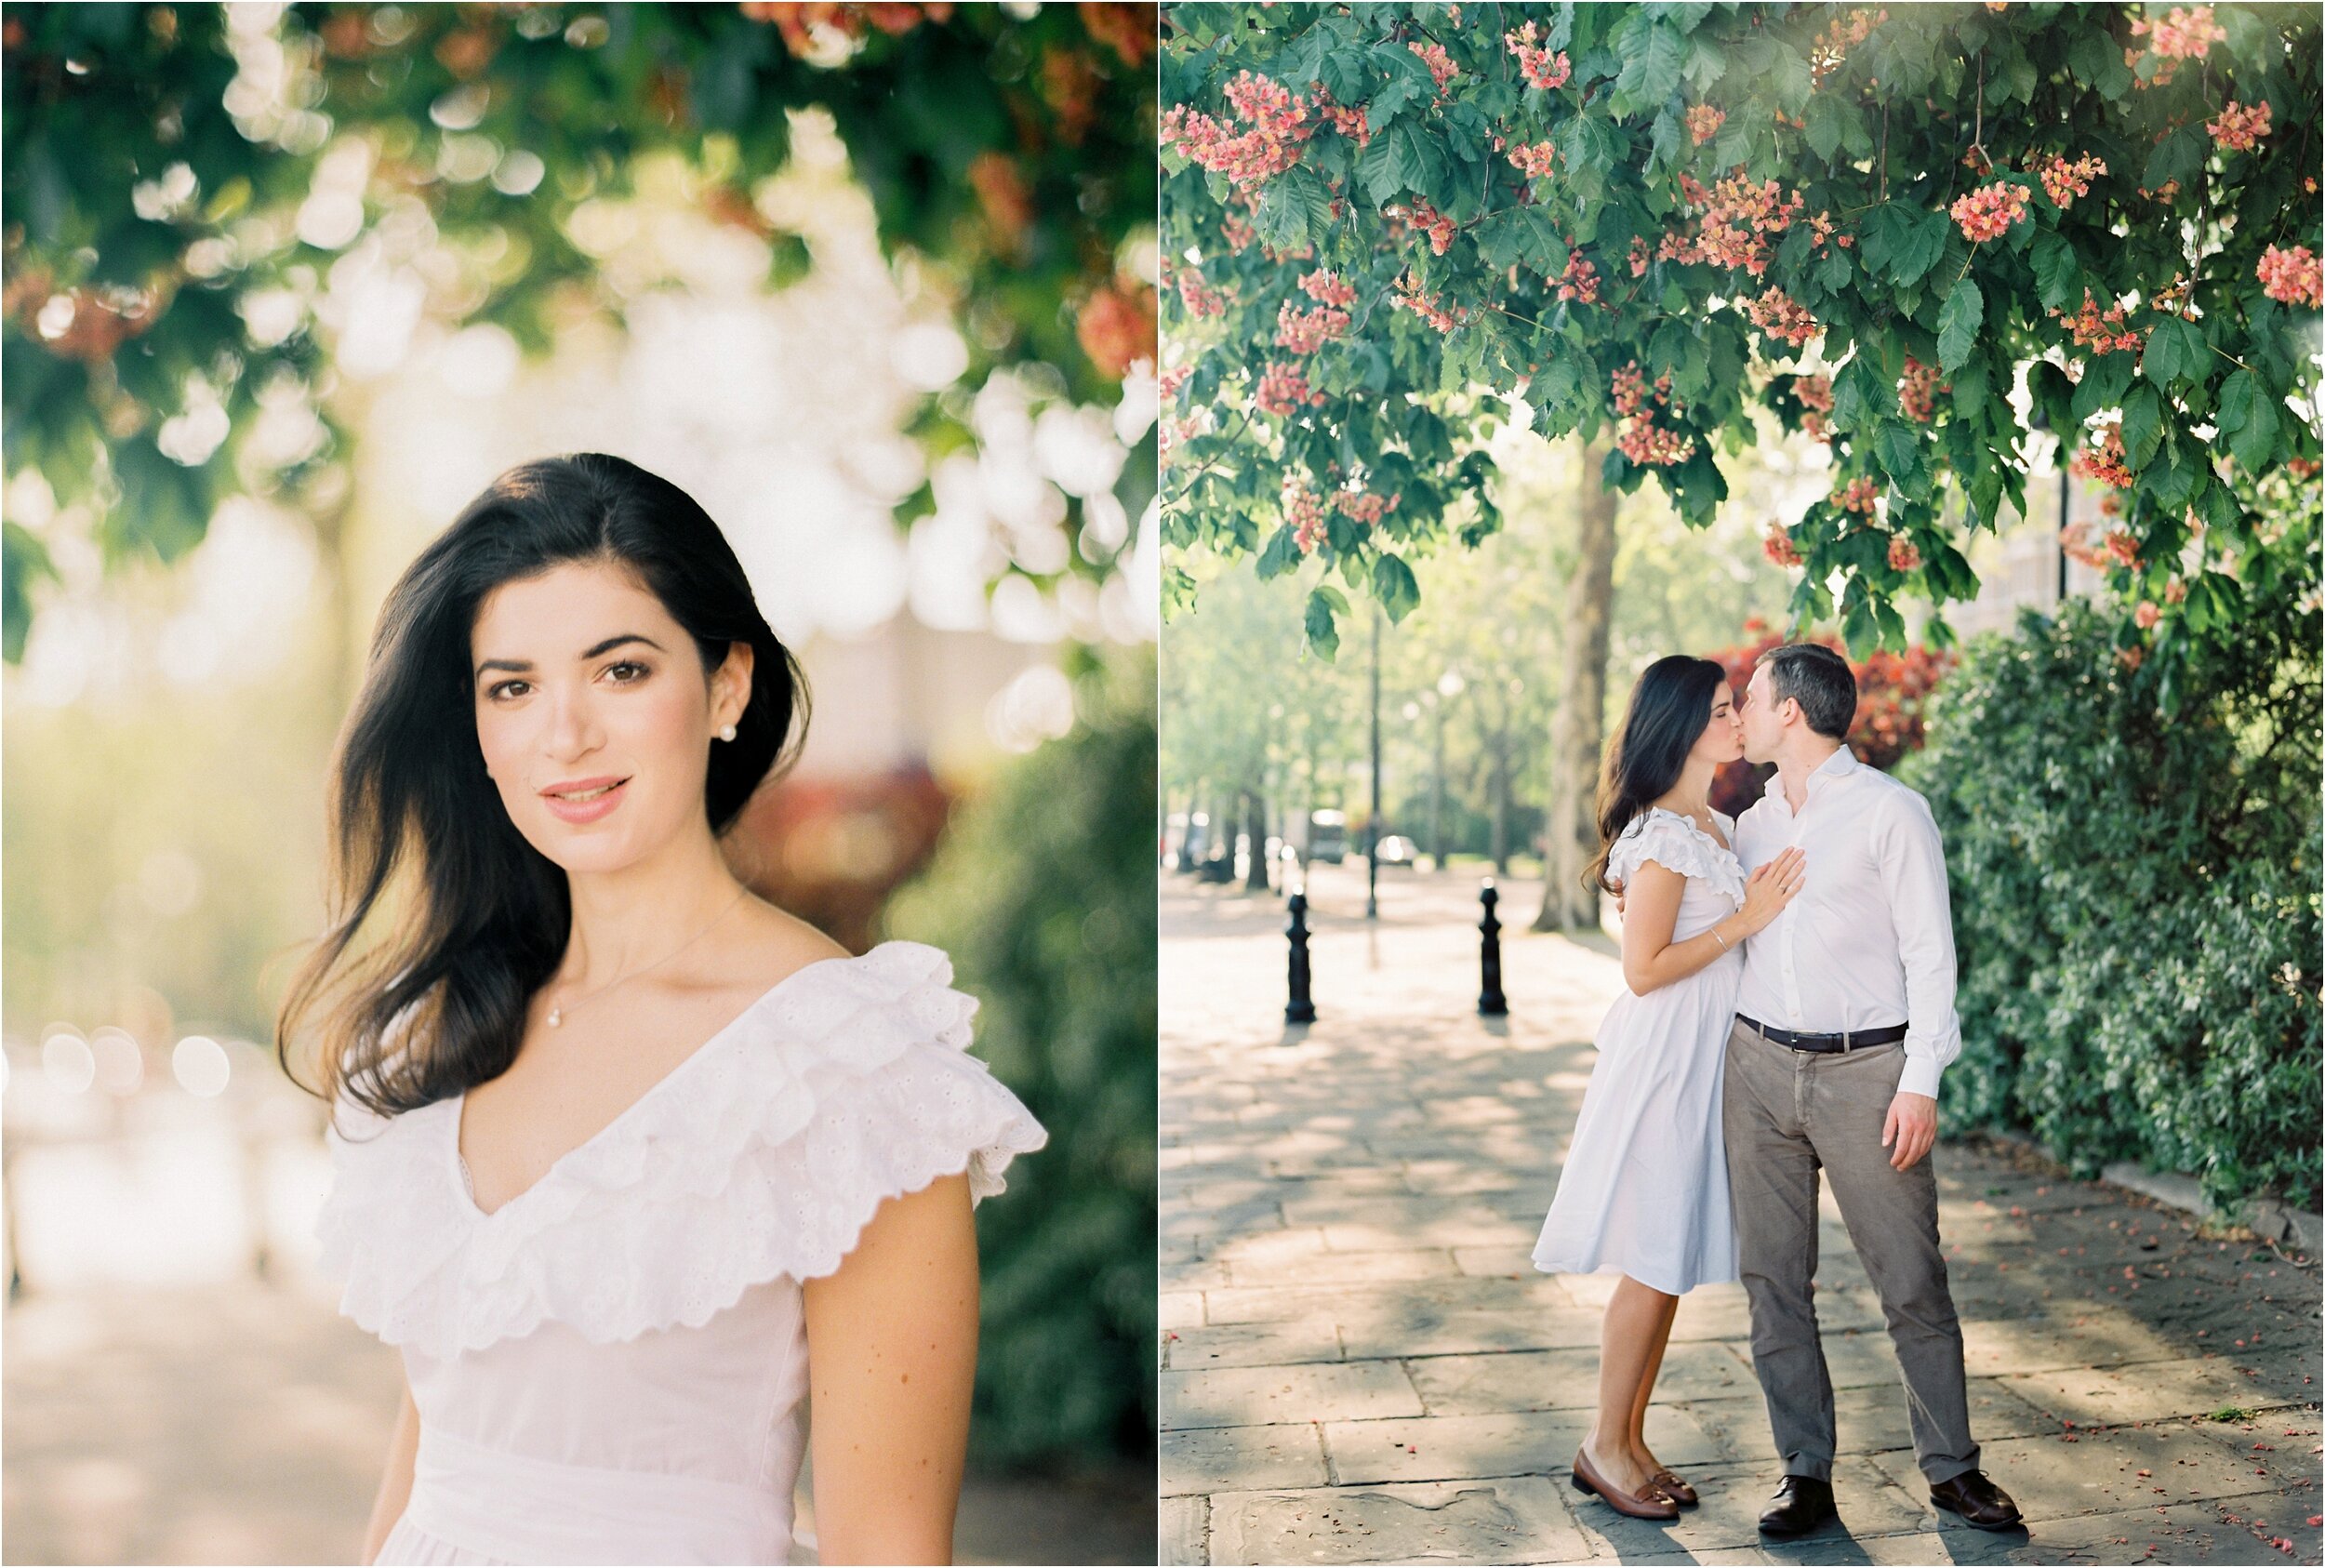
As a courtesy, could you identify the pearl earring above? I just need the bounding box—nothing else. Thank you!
[718,724,737,742]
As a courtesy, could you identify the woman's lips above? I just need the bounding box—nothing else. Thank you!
[541,777,630,824]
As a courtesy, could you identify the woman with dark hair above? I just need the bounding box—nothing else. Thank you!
[281,453,1046,1565]
[1531,655,1805,1521]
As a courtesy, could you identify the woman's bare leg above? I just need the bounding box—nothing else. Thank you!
[1625,1291,1682,1473]
[1584,1275,1679,1495]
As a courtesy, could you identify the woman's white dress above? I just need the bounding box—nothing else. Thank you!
[1533,808,1746,1296]
[312,940,1047,1565]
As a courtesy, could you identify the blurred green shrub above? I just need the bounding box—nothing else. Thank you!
[1901,547,2320,1211]
[882,649,1157,1468]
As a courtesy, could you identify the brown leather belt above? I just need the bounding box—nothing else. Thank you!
[1737,1014,1909,1053]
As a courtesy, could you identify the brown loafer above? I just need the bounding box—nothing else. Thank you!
[1649,1466,1698,1506]
[1930,1468,2023,1530]
[1572,1445,1680,1521]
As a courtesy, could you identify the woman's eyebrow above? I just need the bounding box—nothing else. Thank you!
[475,632,665,676]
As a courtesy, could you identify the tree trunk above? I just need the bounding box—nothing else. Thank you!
[1490,738,1510,876]
[1242,788,1269,891]
[1534,435,1620,932]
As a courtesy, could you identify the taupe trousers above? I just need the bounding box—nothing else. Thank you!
[1720,1017,1980,1485]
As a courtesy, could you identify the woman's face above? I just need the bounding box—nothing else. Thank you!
[1693,682,1746,767]
[470,559,751,875]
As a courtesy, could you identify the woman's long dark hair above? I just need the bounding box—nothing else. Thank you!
[277,453,810,1124]
[1582,655,1729,897]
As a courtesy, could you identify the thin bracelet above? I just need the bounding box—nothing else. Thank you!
[1710,924,1731,951]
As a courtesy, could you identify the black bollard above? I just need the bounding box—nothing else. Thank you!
[1478,880,1508,1017]
[1285,891,1318,1024]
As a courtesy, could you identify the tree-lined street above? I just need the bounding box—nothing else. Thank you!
[1161,866,2322,1566]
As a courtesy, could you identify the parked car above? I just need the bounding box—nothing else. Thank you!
[1306,809,1348,864]
[1375,834,1416,869]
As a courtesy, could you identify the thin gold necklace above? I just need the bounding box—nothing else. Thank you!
[546,885,751,1029]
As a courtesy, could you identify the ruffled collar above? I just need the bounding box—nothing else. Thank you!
[313,939,1047,1358]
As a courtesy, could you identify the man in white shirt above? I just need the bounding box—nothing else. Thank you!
[1723,643,2022,1537]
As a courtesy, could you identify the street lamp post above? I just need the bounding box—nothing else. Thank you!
[1367,602,1381,922]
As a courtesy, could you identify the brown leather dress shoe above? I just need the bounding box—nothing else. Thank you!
[1572,1445,1680,1521]
[1648,1466,1698,1506]
[1758,1473,1836,1537]
[1930,1468,2024,1530]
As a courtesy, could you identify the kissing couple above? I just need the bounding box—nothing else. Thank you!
[1531,642,2025,1537]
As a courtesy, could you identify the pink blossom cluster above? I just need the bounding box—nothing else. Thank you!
[1508,140,1558,179]
[1503,21,1572,90]
[2049,288,2146,354]
[2133,600,2161,630]
[1832,477,1881,514]
[1176,268,1229,318]
[1311,86,1372,148]
[1887,535,1922,571]
[2257,245,2321,309]
[1685,105,1725,145]
[1160,72,1314,187]
[1612,361,1694,467]
[1388,198,1457,257]
[1628,236,1652,277]
[1390,278,1468,334]
[1763,523,1803,567]
[1333,487,1400,525]
[1220,211,1256,253]
[1274,299,1351,353]
[1408,41,1458,95]
[2163,576,2188,605]
[2069,423,2135,489]
[1300,269,1357,308]
[1556,250,1601,304]
[2059,520,2112,568]
[2206,100,2271,153]
[2131,6,2226,60]
[1742,286,1819,347]
[1808,7,1886,86]
[1795,374,1835,441]
[1284,477,1329,553]
[1256,361,1327,417]
[1897,356,1948,423]
[2036,153,2106,208]
[1676,170,1806,276]
[2104,527,2141,567]
[1159,404,1212,467]
[1950,180,2030,242]
[1807,210,1853,254]
[1159,365,1192,402]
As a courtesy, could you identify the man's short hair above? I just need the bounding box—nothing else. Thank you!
[1754,643,1855,740]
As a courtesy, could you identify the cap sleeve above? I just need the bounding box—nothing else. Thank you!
[1607,810,1747,907]
[335,940,1048,1357]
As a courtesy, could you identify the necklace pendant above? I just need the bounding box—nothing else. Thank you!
[548,1006,563,1028]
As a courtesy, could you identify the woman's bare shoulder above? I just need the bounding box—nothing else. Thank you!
[733,897,853,978]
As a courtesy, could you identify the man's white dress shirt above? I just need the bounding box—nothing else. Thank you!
[1731,744,1963,1100]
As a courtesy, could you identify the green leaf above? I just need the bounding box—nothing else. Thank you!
[2230,386,2279,476]
[1474,205,1565,272]
[2119,383,2163,470]
[1372,553,1420,622]
[2214,368,2257,434]
[1937,275,1984,372]
[2030,231,2079,312]
[1256,525,1301,580]
[1303,586,1341,659]
[1614,20,1686,113]
[1888,206,1946,288]
[1876,421,1922,485]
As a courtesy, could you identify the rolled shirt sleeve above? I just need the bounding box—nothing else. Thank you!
[1874,788,1963,1100]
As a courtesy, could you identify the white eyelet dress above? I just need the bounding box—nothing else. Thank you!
[1532,808,1747,1296]
[312,940,1049,1566]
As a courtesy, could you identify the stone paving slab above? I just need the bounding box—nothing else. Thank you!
[1205,1476,1593,1566]
[1162,869,2322,1565]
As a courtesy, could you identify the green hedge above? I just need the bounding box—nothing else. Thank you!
[881,651,1157,1468]
[1901,577,2320,1212]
